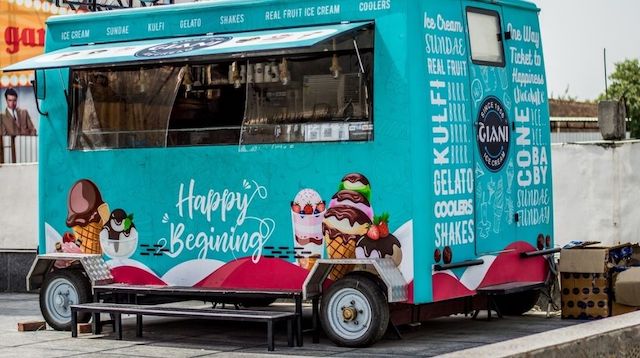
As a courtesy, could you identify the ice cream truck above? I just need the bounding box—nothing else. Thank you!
[6,0,555,348]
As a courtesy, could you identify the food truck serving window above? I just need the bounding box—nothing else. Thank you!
[466,8,505,67]
[68,25,373,150]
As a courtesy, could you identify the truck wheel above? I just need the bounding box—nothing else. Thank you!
[495,290,541,316]
[321,274,389,347]
[40,269,92,331]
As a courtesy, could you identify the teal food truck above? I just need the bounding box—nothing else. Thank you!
[6,0,555,348]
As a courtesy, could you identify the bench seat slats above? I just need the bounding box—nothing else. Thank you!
[70,302,295,351]
[71,303,295,321]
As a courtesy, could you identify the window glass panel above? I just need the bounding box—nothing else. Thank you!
[70,66,183,150]
[240,50,373,145]
[467,10,504,66]
[167,63,246,146]
[68,25,374,150]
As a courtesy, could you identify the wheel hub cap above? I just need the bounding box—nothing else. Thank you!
[57,290,72,310]
[326,288,373,340]
[342,306,358,321]
[45,277,80,325]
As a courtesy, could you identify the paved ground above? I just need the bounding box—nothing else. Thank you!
[0,293,583,357]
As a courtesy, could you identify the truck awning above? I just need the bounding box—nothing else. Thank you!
[3,21,371,72]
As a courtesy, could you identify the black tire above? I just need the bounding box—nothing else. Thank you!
[39,269,92,331]
[494,290,541,316]
[239,298,277,308]
[321,274,389,347]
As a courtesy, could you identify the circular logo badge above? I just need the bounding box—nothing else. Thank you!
[135,36,233,58]
[476,97,510,172]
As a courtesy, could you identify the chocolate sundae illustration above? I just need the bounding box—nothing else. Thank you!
[65,179,110,254]
[356,213,402,267]
[100,209,138,259]
[291,189,326,270]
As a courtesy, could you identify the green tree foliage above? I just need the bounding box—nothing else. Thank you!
[600,59,640,138]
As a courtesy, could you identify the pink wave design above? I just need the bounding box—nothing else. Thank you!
[432,241,548,302]
[109,257,310,290]
[433,272,475,301]
[478,242,547,288]
[111,265,167,285]
[195,257,311,291]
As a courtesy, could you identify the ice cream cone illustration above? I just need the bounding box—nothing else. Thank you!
[326,238,357,279]
[322,206,371,280]
[66,180,110,255]
[74,221,103,254]
[338,173,372,201]
[329,190,373,220]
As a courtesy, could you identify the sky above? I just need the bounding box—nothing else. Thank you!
[530,0,640,101]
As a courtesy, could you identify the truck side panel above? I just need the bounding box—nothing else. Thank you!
[419,0,476,304]
[422,0,550,304]
[38,0,418,296]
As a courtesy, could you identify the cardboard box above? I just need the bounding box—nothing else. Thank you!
[560,272,609,319]
[559,246,611,319]
[613,267,640,306]
[611,301,640,316]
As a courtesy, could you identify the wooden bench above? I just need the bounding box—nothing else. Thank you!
[473,281,547,320]
[71,303,296,351]
[92,284,311,346]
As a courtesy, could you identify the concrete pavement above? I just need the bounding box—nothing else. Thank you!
[0,293,635,357]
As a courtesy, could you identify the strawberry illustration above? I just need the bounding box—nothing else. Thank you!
[62,232,76,243]
[367,225,380,240]
[378,222,389,237]
[292,202,301,213]
[304,203,314,215]
[374,213,390,237]
[316,201,326,212]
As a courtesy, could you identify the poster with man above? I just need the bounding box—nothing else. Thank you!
[0,0,82,162]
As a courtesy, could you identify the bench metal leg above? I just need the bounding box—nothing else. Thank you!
[111,314,117,332]
[295,295,303,347]
[287,319,294,347]
[71,308,78,338]
[136,315,143,338]
[267,321,274,351]
[312,296,320,343]
[93,292,101,334]
[94,313,102,334]
[115,314,122,340]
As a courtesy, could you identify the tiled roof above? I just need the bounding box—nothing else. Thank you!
[549,99,598,117]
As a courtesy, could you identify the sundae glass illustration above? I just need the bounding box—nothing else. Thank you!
[291,189,326,270]
[99,209,138,259]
